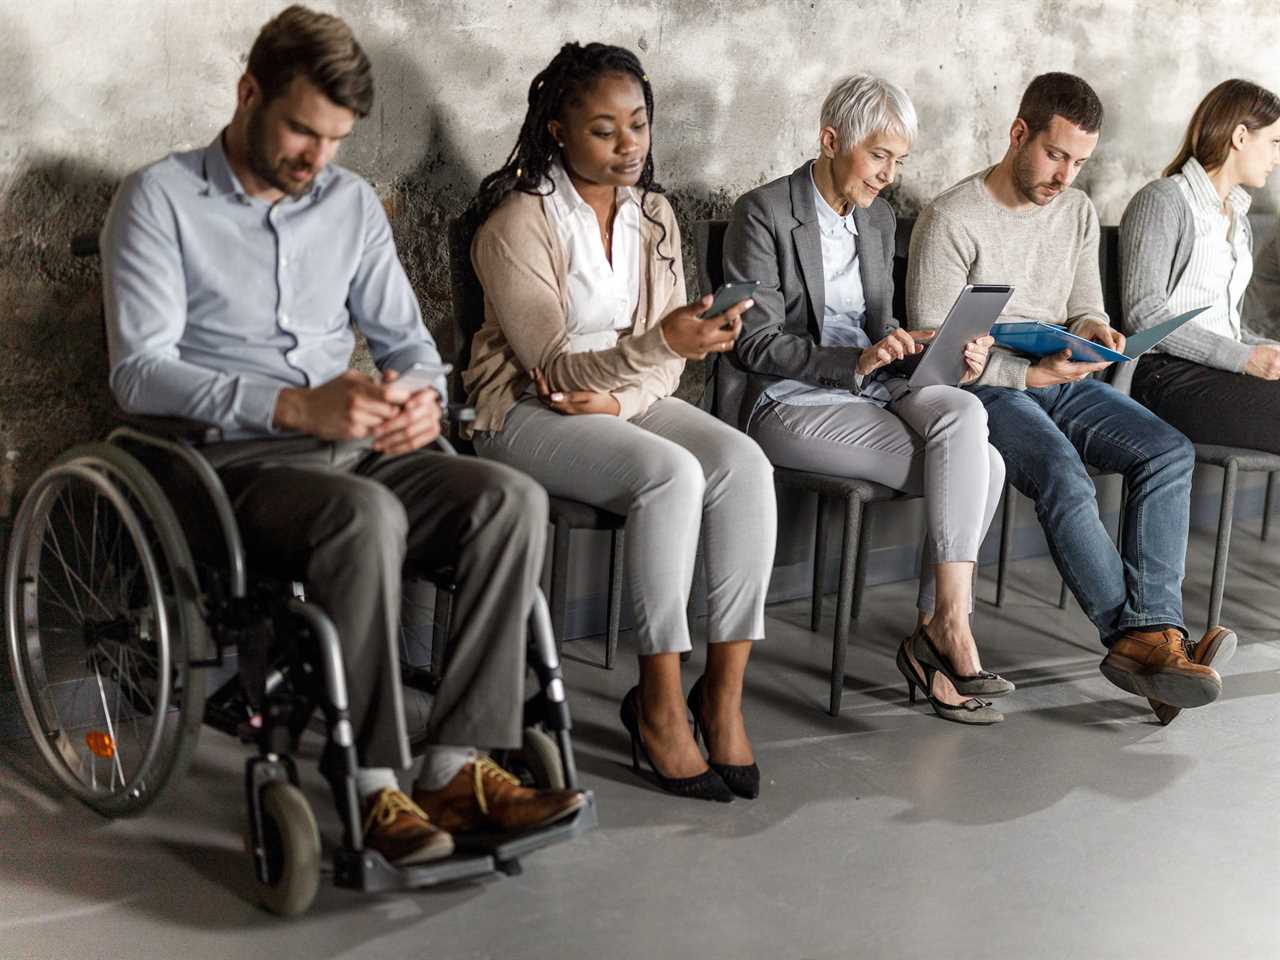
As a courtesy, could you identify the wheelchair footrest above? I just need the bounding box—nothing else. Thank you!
[331,847,495,894]
[449,791,597,867]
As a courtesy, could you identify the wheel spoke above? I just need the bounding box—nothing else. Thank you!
[92,661,127,788]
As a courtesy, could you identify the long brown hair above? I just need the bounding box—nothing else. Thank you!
[1164,79,1280,177]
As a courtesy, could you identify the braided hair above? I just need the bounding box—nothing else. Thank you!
[468,41,676,276]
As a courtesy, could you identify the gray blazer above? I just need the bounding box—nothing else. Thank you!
[710,160,898,431]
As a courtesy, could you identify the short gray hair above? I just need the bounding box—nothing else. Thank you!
[819,74,918,151]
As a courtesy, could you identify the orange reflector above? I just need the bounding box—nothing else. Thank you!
[86,731,115,759]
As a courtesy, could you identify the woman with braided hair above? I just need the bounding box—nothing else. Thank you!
[463,42,776,802]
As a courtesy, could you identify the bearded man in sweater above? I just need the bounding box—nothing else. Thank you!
[906,72,1235,723]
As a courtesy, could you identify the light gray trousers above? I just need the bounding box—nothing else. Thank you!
[749,383,1004,613]
[475,397,777,655]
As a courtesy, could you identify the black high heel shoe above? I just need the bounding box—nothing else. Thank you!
[619,687,734,802]
[910,625,1015,698]
[895,637,1003,724]
[687,676,760,800]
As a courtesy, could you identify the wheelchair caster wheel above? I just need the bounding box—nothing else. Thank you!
[254,781,320,917]
[515,727,565,790]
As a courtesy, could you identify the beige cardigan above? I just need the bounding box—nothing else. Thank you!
[464,188,687,433]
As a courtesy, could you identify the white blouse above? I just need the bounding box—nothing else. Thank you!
[542,162,642,353]
[1169,158,1253,343]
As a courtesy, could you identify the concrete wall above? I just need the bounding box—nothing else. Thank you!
[1,1,1275,586]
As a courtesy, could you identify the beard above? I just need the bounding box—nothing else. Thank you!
[1011,145,1063,206]
[246,107,315,198]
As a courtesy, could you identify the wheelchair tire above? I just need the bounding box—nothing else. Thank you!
[254,781,320,918]
[519,726,566,790]
[4,442,208,817]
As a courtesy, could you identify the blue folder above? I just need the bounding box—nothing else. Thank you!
[991,306,1210,363]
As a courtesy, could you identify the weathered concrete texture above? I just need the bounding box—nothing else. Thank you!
[4,0,1280,508]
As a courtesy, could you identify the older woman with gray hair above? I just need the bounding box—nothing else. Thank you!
[714,74,1010,723]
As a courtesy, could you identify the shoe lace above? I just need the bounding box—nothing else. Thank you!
[471,756,520,816]
[364,788,430,833]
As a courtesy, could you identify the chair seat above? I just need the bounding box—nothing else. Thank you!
[548,495,626,531]
[774,466,899,503]
[1194,443,1280,471]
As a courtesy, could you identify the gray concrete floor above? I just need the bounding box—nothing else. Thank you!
[2,526,1278,960]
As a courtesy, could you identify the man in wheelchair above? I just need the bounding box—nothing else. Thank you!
[98,4,585,865]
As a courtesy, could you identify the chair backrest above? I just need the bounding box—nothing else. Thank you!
[446,217,485,400]
[692,219,728,296]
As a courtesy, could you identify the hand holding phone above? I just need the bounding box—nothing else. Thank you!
[700,281,760,330]
[384,362,452,401]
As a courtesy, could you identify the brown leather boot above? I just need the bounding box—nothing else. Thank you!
[362,788,455,866]
[1100,628,1221,708]
[1149,626,1237,725]
[413,755,586,835]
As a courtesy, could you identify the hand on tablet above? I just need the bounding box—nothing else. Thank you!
[959,335,995,385]
[856,329,924,377]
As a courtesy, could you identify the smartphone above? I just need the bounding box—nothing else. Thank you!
[387,362,452,396]
[700,281,759,330]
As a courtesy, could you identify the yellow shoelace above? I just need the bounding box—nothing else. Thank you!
[364,788,431,833]
[471,756,520,815]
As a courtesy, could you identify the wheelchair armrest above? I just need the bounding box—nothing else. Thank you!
[114,409,224,445]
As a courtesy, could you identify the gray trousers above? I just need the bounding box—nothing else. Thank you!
[749,384,1004,613]
[204,437,547,769]
[474,397,777,655]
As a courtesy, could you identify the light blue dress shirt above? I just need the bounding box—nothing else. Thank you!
[101,133,446,440]
[764,168,890,408]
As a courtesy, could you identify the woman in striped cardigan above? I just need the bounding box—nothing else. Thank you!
[1120,79,1280,455]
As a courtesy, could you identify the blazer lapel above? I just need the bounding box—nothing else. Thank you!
[788,163,825,332]
[853,205,887,334]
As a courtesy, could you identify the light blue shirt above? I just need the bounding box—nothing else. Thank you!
[102,134,446,440]
[764,167,890,407]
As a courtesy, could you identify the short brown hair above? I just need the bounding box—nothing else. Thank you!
[1163,79,1280,177]
[246,5,373,116]
[1017,72,1103,137]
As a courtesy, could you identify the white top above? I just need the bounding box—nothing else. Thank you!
[1169,158,1253,342]
[541,161,642,353]
[765,166,889,407]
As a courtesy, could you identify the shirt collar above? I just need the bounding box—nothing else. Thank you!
[1179,156,1252,217]
[547,161,639,216]
[809,162,858,238]
[202,130,334,204]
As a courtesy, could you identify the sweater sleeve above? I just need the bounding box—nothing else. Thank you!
[906,204,1030,390]
[1120,181,1253,373]
[471,210,679,395]
[1064,200,1109,331]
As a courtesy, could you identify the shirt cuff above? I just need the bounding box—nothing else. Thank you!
[238,379,286,435]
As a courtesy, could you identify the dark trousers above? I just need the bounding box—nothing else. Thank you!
[973,379,1195,647]
[204,437,548,769]
[1133,353,1280,455]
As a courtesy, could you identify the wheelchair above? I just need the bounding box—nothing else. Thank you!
[3,240,595,918]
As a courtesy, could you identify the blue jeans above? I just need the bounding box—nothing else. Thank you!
[973,379,1195,648]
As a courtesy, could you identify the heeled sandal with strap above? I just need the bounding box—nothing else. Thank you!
[911,625,1015,698]
[895,638,1004,725]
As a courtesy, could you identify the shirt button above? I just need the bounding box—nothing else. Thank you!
[280,314,290,327]
[280,256,289,267]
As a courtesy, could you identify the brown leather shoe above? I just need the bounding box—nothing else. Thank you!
[362,788,455,866]
[413,756,586,835]
[1149,626,1237,725]
[1100,628,1222,708]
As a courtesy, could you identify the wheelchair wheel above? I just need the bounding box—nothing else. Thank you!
[517,726,566,790]
[254,781,320,917]
[4,442,208,817]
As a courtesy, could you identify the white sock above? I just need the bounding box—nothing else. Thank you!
[354,767,400,800]
[414,747,477,792]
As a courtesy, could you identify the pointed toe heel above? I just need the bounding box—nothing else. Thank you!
[687,676,761,800]
[620,687,734,802]
[911,625,1014,698]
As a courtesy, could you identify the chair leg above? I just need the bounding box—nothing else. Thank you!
[605,529,623,670]
[849,502,875,623]
[1057,580,1070,610]
[996,480,1016,607]
[1208,462,1238,629]
[811,494,829,633]
[1263,471,1276,542]
[549,520,572,654]
[829,495,864,717]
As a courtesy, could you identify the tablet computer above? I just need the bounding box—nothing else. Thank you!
[907,284,1014,389]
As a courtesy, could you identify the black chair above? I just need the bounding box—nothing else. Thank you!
[446,218,625,668]
[693,219,907,717]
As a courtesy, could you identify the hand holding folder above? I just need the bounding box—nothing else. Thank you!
[992,306,1211,363]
